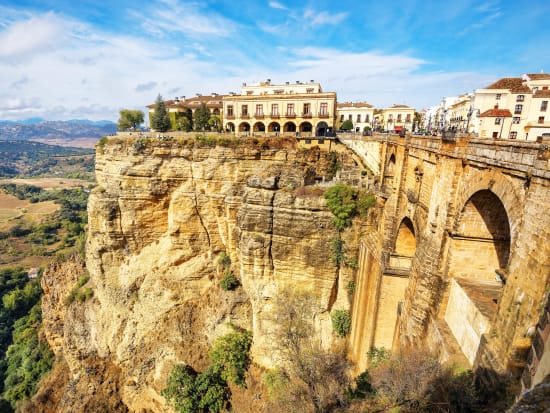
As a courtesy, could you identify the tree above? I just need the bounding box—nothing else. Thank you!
[340,119,353,131]
[208,115,221,132]
[194,103,210,131]
[117,109,144,131]
[151,94,171,132]
[264,289,352,413]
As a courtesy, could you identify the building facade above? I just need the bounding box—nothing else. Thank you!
[222,80,337,137]
[381,105,415,133]
[336,102,375,133]
[474,73,550,140]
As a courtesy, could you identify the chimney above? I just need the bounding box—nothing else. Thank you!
[285,81,289,85]
[310,79,314,83]
[242,82,246,86]
[196,93,202,97]
[494,104,499,110]
[267,78,271,84]
[295,80,300,84]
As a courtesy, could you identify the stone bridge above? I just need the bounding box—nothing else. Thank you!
[340,133,550,383]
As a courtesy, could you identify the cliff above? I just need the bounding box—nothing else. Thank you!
[30,137,362,412]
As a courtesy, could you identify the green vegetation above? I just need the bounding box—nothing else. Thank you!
[340,119,353,131]
[0,184,90,260]
[217,251,231,267]
[220,272,238,291]
[65,274,93,305]
[331,309,351,337]
[0,140,94,179]
[193,103,211,131]
[117,109,144,131]
[151,94,171,132]
[162,328,252,413]
[325,183,375,231]
[0,268,52,412]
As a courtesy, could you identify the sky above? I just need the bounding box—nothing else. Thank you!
[0,0,549,122]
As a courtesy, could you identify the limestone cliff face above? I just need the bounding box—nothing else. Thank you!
[37,138,359,412]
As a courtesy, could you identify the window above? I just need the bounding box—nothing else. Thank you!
[388,114,393,122]
[286,104,294,115]
[348,114,352,121]
[242,105,248,116]
[516,95,524,102]
[492,131,499,138]
[541,101,548,112]
[340,114,344,122]
[397,114,402,122]
[365,114,370,123]
[303,103,311,115]
[320,103,328,115]
[271,104,279,116]
[496,94,501,100]
[514,104,523,114]
[255,104,263,116]
[306,88,314,94]
[406,114,411,122]
[509,131,517,139]
[512,117,520,124]
[495,117,501,125]
[227,105,234,117]
[539,116,545,124]
[357,114,361,123]
[246,91,253,95]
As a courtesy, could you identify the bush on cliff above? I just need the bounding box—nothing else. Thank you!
[162,328,252,413]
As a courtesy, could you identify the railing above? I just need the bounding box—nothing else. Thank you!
[225,115,235,120]
[302,113,312,118]
[318,113,330,118]
[255,114,265,119]
[241,114,250,119]
[270,114,280,118]
[285,113,296,118]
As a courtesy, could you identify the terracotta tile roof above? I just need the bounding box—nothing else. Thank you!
[483,77,532,93]
[533,90,550,98]
[337,102,374,108]
[525,73,550,80]
[479,108,513,118]
[387,104,413,109]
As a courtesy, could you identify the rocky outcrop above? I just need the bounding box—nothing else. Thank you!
[36,138,360,412]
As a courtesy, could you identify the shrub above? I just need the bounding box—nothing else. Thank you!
[162,329,252,413]
[209,329,252,387]
[356,191,376,219]
[331,309,351,337]
[220,272,239,291]
[331,237,345,266]
[97,136,108,147]
[324,183,356,230]
[217,251,231,267]
[65,274,91,305]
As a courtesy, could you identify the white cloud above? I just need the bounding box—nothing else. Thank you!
[0,12,66,63]
[303,9,348,26]
[134,1,236,38]
[269,1,288,10]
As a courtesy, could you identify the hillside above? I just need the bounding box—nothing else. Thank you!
[0,120,116,142]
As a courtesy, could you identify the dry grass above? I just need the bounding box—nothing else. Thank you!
[0,177,91,189]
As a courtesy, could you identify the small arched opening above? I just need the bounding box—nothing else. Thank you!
[253,122,265,133]
[284,122,296,133]
[239,122,250,133]
[316,121,329,136]
[226,122,235,132]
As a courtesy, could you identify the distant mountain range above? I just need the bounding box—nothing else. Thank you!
[0,119,117,141]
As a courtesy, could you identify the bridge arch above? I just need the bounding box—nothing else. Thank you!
[449,189,510,281]
[394,217,416,259]
[454,170,521,247]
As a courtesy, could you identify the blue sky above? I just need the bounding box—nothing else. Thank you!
[0,0,548,121]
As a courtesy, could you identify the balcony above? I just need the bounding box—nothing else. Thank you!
[318,112,330,118]
[285,112,296,118]
[301,112,312,118]
[241,114,250,119]
[255,113,265,119]
[226,115,235,120]
[270,114,280,119]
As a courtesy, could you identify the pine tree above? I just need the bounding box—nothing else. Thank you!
[194,103,210,131]
[151,94,171,132]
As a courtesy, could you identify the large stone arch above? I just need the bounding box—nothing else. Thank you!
[453,169,522,248]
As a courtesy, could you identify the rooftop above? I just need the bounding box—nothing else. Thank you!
[483,77,532,93]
